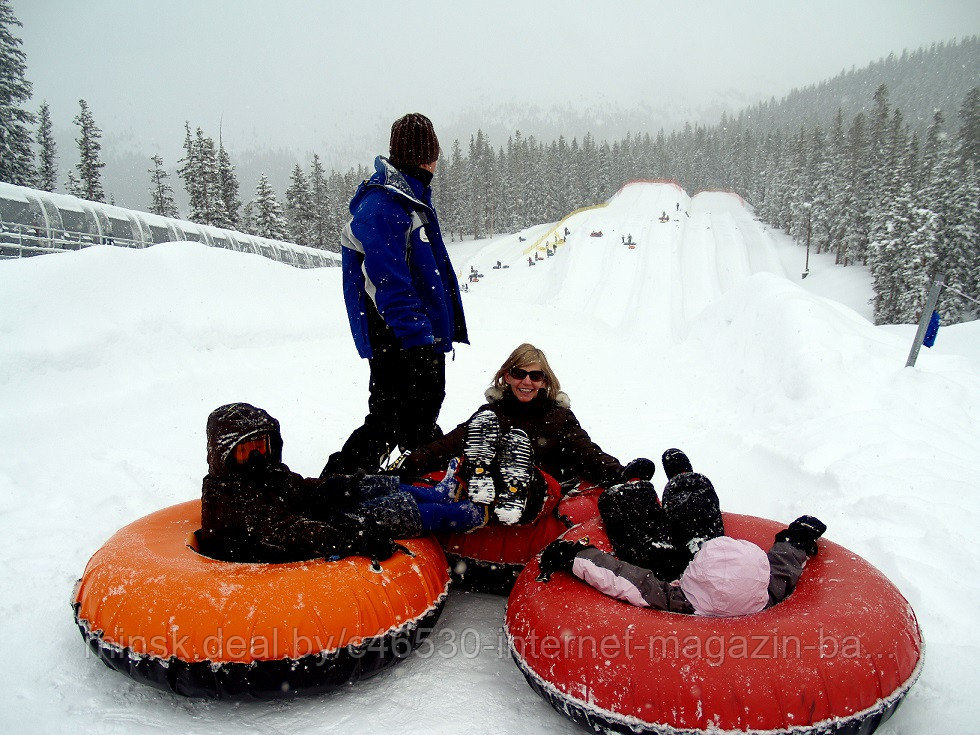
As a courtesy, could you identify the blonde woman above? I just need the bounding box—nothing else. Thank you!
[401,344,649,525]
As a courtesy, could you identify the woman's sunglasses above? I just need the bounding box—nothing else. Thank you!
[509,366,545,382]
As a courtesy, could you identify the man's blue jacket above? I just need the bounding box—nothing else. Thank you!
[341,156,468,359]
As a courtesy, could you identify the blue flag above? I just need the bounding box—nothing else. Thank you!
[923,310,941,348]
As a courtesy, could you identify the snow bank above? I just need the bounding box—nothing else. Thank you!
[1,187,977,733]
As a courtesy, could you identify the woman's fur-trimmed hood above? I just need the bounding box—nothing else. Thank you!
[485,385,570,408]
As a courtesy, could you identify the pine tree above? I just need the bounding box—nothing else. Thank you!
[178,125,226,227]
[956,87,979,168]
[240,200,255,236]
[919,109,946,188]
[194,128,224,227]
[285,163,315,246]
[35,100,56,191]
[324,169,349,252]
[148,154,178,217]
[443,140,466,241]
[71,99,106,202]
[177,122,194,207]
[824,109,850,261]
[871,135,936,324]
[308,153,330,250]
[65,169,82,197]
[0,0,35,185]
[253,174,289,240]
[844,111,871,265]
[216,139,241,228]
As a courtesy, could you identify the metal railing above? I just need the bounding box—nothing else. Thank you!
[0,182,339,269]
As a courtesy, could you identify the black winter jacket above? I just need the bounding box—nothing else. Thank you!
[199,403,415,563]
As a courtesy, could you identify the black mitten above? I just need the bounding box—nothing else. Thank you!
[775,515,827,557]
[537,537,594,582]
[352,515,398,561]
[622,457,656,481]
[308,470,366,517]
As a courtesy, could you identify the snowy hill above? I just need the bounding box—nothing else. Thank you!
[0,182,977,733]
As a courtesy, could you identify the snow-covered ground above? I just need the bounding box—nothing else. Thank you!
[1,183,976,733]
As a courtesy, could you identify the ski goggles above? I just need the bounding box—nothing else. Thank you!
[233,435,270,464]
[509,366,546,382]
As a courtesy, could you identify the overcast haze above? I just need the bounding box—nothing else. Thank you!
[12,0,980,167]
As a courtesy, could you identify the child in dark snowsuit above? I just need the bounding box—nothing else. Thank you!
[538,449,826,616]
[198,403,485,564]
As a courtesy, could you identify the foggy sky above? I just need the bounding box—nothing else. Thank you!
[12,0,980,164]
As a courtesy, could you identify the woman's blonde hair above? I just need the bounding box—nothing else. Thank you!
[491,343,561,396]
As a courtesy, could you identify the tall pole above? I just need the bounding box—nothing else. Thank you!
[801,203,812,279]
[906,274,945,368]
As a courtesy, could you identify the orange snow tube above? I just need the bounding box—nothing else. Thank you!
[506,513,923,735]
[73,500,450,699]
[439,474,601,595]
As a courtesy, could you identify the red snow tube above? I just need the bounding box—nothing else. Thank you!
[505,513,923,735]
[438,476,602,595]
[73,500,451,699]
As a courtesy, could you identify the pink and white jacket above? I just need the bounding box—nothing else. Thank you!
[571,537,808,616]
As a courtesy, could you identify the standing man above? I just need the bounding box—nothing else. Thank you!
[325,113,468,474]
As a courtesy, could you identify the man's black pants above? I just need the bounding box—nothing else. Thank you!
[326,332,446,474]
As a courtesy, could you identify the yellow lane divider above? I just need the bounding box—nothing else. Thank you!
[522,202,609,256]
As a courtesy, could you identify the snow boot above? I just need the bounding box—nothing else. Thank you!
[400,457,462,504]
[662,472,724,555]
[416,499,489,534]
[493,429,534,525]
[433,457,462,502]
[661,448,693,480]
[461,410,500,505]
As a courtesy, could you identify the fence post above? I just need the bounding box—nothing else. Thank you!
[906,274,945,368]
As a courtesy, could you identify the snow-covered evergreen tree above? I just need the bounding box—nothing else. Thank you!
[177,122,194,206]
[921,109,946,185]
[442,140,466,241]
[467,131,489,239]
[285,163,315,247]
[217,140,241,228]
[35,100,57,191]
[65,169,81,197]
[307,154,330,250]
[148,154,178,218]
[844,112,872,265]
[956,87,979,168]
[0,0,35,185]
[178,124,229,227]
[252,174,289,240]
[194,128,225,227]
[823,109,850,260]
[71,99,106,202]
[240,200,255,236]
[322,169,348,252]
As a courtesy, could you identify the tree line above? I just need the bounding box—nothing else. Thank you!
[1,0,976,323]
[425,84,977,324]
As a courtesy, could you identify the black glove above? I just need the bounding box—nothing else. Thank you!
[352,515,398,562]
[775,515,827,557]
[316,470,366,509]
[622,457,656,482]
[537,537,594,582]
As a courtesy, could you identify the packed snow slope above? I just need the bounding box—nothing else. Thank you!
[1,182,977,734]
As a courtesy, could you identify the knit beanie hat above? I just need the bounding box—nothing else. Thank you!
[680,536,771,616]
[389,113,440,168]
